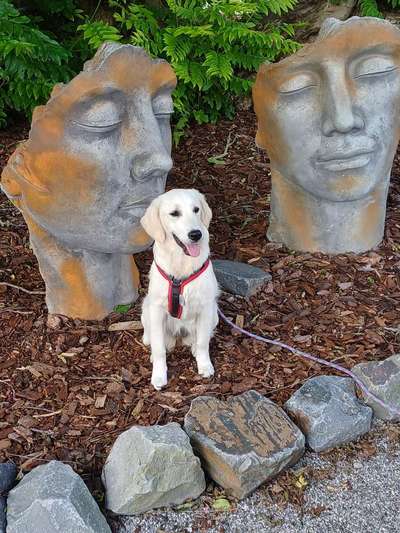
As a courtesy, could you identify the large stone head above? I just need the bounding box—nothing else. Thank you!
[1,43,176,253]
[253,16,400,203]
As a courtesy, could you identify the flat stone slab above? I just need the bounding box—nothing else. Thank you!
[285,376,372,452]
[6,460,111,533]
[102,422,205,514]
[212,260,271,297]
[184,390,305,499]
[352,354,400,421]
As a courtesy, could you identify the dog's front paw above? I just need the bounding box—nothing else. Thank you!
[151,367,168,390]
[197,360,215,378]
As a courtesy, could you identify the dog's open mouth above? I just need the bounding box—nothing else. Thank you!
[173,234,201,257]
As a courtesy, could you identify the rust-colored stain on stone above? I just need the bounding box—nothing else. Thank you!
[59,257,108,320]
[269,170,316,252]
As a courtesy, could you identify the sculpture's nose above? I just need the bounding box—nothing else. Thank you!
[322,67,364,136]
[130,151,172,183]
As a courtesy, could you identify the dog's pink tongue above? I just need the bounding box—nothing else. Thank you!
[186,243,201,257]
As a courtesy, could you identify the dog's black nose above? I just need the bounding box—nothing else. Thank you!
[188,229,202,242]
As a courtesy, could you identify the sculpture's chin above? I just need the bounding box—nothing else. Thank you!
[292,171,382,204]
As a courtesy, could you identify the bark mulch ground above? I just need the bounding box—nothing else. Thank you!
[0,111,400,507]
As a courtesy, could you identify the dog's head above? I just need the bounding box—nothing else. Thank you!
[140,188,212,257]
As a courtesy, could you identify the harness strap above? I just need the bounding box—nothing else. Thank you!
[156,259,210,319]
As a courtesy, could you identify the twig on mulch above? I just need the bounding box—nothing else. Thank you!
[0,281,45,295]
[0,308,35,315]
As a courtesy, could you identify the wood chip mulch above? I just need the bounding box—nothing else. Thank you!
[1,111,399,502]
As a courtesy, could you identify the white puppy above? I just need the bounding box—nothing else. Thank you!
[140,189,219,390]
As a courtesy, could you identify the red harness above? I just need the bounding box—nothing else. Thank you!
[156,259,210,319]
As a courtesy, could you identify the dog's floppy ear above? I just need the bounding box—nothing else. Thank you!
[198,192,212,228]
[140,197,166,243]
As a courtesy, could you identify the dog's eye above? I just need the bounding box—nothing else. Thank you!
[170,210,181,217]
[193,207,200,213]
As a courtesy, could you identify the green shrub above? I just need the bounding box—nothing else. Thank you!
[359,0,400,17]
[80,0,299,143]
[0,0,77,127]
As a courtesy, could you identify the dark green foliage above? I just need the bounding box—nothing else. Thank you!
[80,0,299,143]
[0,0,78,127]
[359,0,400,17]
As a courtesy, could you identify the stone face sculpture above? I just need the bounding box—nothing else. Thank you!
[1,43,176,319]
[253,16,400,254]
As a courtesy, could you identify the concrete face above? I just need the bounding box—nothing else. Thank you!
[253,17,400,253]
[1,43,176,319]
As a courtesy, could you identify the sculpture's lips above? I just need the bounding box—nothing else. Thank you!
[315,149,375,172]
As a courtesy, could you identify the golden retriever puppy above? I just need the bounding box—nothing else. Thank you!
[141,189,219,390]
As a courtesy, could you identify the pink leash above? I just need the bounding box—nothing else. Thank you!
[217,306,400,418]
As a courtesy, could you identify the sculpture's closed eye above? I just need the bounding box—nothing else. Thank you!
[353,55,397,79]
[71,120,122,133]
[72,98,123,132]
[152,94,173,118]
[279,73,318,95]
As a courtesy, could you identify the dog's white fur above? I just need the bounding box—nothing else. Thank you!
[140,189,219,390]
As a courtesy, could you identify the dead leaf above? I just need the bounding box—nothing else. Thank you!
[95,395,107,409]
[0,439,11,450]
[338,282,353,290]
[108,321,142,332]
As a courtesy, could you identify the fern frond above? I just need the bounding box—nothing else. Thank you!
[358,0,382,17]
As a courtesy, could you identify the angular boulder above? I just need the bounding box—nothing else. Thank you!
[6,460,110,533]
[0,498,5,533]
[0,462,17,533]
[285,376,373,452]
[102,423,205,514]
[352,354,400,421]
[212,260,271,297]
[184,390,305,499]
[0,461,17,494]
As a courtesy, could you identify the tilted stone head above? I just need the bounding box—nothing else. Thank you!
[1,43,176,319]
[253,16,400,253]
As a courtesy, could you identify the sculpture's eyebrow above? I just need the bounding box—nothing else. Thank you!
[152,81,176,99]
[74,86,125,105]
[279,42,400,76]
[347,43,399,64]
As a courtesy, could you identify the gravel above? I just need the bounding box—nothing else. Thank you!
[113,421,400,533]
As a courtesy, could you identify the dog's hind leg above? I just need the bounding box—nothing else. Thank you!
[165,334,176,352]
[141,300,151,347]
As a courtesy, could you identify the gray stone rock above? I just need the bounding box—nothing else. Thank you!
[285,376,373,452]
[212,260,271,297]
[102,423,205,515]
[0,496,6,533]
[6,460,110,533]
[184,390,305,499]
[352,354,400,421]
[0,462,17,533]
[0,461,16,493]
